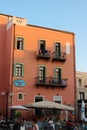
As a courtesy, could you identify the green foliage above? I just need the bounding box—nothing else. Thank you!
[15,111,22,119]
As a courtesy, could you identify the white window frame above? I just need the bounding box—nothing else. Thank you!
[17,92,24,101]
[53,95,62,103]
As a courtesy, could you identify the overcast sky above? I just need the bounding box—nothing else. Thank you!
[0,0,87,72]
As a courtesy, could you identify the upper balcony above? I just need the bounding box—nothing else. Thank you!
[52,51,66,62]
[36,49,51,60]
[35,77,67,88]
[77,99,87,104]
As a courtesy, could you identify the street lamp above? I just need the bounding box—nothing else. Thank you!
[1,91,9,122]
[6,92,9,122]
[1,91,13,122]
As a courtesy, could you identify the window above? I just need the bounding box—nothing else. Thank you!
[54,42,61,57]
[39,40,46,55]
[38,66,46,82]
[18,93,24,100]
[35,96,43,102]
[79,92,84,100]
[15,37,24,50]
[54,67,62,83]
[39,40,46,50]
[14,63,24,77]
[53,96,62,115]
[78,79,82,87]
[53,96,62,103]
[34,96,44,116]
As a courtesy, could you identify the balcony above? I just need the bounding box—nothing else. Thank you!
[35,77,67,88]
[36,49,51,60]
[52,51,66,62]
[77,99,87,104]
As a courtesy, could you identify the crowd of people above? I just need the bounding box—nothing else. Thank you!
[1,112,87,130]
[31,116,87,130]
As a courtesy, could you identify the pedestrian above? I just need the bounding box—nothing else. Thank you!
[66,119,72,130]
[73,124,78,130]
[84,122,87,130]
[32,118,39,130]
[48,117,55,130]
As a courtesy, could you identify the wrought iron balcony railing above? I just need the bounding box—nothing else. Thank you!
[52,51,66,62]
[35,77,67,88]
[77,99,87,104]
[36,49,51,59]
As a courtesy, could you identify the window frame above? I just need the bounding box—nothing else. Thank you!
[39,40,46,50]
[54,42,62,56]
[78,78,82,87]
[54,67,62,82]
[14,62,24,77]
[79,92,84,100]
[15,37,24,50]
[53,95,62,104]
[38,65,46,82]
[17,92,24,101]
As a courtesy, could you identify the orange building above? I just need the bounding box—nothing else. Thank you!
[0,14,76,119]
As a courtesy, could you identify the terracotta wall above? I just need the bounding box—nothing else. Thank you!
[12,24,75,106]
[0,14,76,114]
[0,15,8,112]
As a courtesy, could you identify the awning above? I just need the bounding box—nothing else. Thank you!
[25,100,74,111]
[9,105,30,110]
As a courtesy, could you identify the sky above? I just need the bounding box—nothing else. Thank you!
[0,0,87,72]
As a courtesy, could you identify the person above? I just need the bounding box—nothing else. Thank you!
[22,117,26,125]
[73,124,78,130]
[84,122,87,130]
[43,117,48,130]
[48,117,55,130]
[13,119,21,130]
[66,119,72,130]
[0,113,5,122]
[38,49,42,55]
[32,118,39,130]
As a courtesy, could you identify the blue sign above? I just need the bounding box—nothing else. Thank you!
[14,79,26,87]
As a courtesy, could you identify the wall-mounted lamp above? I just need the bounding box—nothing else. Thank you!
[56,93,59,96]
[38,93,40,95]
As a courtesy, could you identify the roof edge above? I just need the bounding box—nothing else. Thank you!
[0,13,75,35]
[27,24,75,35]
[0,13,25,19]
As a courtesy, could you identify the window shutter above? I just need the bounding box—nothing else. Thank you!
[14,63,16,76]
[59,68,62,82]
[43,66,46,82]
[22,64,24,77]
[43,66,46,77]
[66,42,70,54]
[23,38,24,50]
[54,68,56,78]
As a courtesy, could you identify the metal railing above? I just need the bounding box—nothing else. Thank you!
[35,77,67,88]
[36,49,51,59]
[52,51,66,62]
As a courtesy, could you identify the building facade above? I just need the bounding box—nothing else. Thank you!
[0,14,76,119]
[76,71,87,120]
